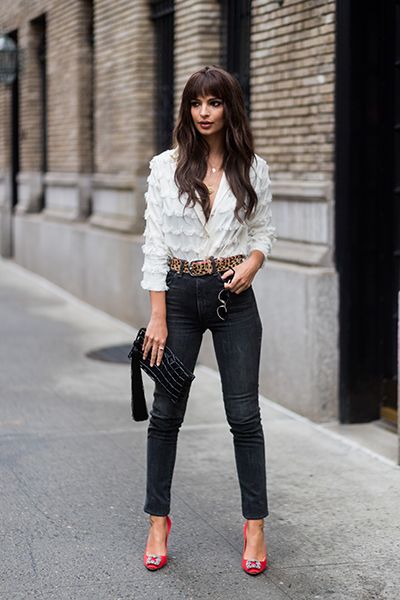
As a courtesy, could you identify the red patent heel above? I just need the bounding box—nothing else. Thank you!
[144,515,172,571]
[241,520,267,575]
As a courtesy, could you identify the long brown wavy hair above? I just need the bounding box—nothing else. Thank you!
[173,65,258,223]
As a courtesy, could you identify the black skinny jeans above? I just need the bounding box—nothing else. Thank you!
[144,267,269,520]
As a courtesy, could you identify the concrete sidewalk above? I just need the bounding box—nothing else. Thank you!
[0,258,399,600]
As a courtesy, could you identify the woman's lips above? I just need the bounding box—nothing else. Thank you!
[199,122,212,129]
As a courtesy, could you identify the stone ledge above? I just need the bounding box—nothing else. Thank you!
[0,170,10,208]
[271,239,332,266]
[91,173,134,191]
[42,208,87,223]
[43,172,92,221]
[44,172,90,186]
[15,171,44,213]
[90,172,142,234]
[88,213,139,233]
[272,179,333,202]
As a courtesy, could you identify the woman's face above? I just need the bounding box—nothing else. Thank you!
[190,95,225,137]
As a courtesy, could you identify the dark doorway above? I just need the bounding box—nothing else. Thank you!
[220,0,251,116]
[82,0,95,175]
[150,0,174,153]
[9,30,19,213]
[335,0,399,425]
[32,14,47,210]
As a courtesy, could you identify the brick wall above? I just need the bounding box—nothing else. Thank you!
[19,18,46,172]
[173,0,335,184]
[0,0,336,188]
[94,0,155,176]
[1,0,155,179]
[0,86,10,171]
[174,0,221,118]
[251,0,335,181]
[47,0,93,173]
[1,1,50,172]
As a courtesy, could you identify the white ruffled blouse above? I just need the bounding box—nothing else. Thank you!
[141,148,277,291]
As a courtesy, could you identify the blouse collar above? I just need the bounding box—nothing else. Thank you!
[193,171,230,230]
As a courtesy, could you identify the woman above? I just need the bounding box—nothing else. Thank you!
[140,65,276,575]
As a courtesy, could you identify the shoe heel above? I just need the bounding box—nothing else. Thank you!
[144,515,172,571]
[241,520,267,576]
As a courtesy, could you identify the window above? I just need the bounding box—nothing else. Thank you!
[31,14,47,179]
[220,0,251,116]
[150,0,175,152]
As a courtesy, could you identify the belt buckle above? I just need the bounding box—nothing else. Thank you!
[188,259,202,276]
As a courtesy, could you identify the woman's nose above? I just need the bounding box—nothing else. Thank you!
[199,104,210,118]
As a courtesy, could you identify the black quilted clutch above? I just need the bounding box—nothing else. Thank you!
[127,327,196,421]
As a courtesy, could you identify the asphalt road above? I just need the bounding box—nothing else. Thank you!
[0,258,399,600]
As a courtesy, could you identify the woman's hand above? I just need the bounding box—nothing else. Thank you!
[221,251,264,294]
[143,316,168,367]
[143,290,168,367]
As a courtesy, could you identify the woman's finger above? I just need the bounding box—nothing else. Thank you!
[229,277,245,293]
[150,343,159,367]
[233,281,251,294]
[156,346,164,367]
[221,266,235,281]
[224,274,237,289]
[143,337,153,360]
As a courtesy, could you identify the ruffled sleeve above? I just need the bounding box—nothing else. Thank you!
[140,156,170,291]
[247,158,277,267]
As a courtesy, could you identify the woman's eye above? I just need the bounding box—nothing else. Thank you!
[190,100,222,108]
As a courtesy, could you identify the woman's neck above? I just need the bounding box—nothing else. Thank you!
[206,132,225,162]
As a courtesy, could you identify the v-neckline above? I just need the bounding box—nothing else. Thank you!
[208,171,226,217]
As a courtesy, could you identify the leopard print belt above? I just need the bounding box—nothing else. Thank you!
[168,254,246,276]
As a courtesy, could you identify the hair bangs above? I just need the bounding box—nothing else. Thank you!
[187,71,225,102]
[174,65,257,223]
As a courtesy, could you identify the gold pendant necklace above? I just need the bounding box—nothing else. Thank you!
[206,159,222,194]
[208,163,221,175]
[208,157,223,174]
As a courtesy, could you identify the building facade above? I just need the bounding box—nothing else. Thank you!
[0,0,398,432]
